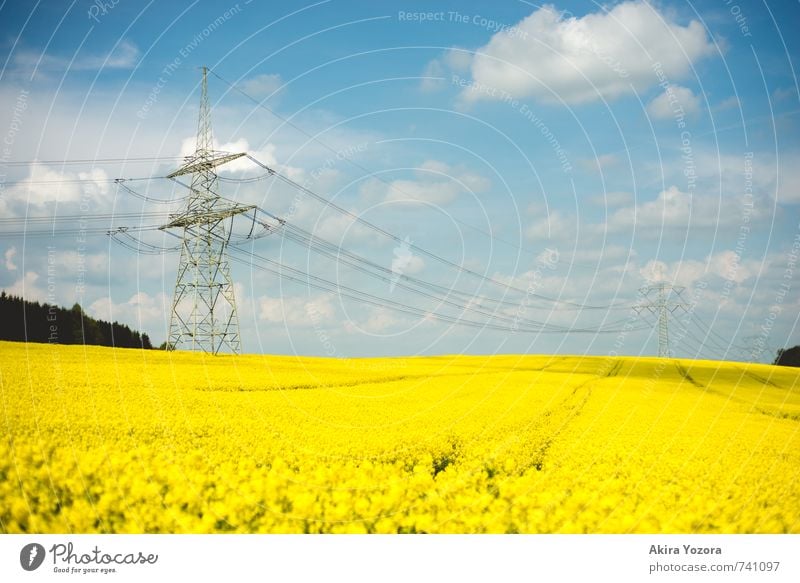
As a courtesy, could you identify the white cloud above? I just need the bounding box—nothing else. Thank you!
[639,259,670,283]
[13,40,139,74]
[239,73,284,98]
[176,136,302,181]
[606,185,743,232]
[4,247,18,271]
[638,251,763,289]
[707,250,759,283]
[179,136,249,158]
[715,95,740,111]
[4,164,110,210]
[385,178,461,205]
[2,271,46,302]
[57,251,108,275]
[306,211,373,243]
[362,160,491,205]
[420,59,446,92]
[579,153,619,173]
[567,244,634,263]
[771,154,800,205]
[464,1,714,105]
[421,49,472,92]
[772,87,797,102]
[443,49,472,72]
[589,191,634,207]
[690,149,800,206]
[343,306,401,334]
[526,210,575,241]
[258,294,335,326]
[646,84,701,120]
[87,291,170,336]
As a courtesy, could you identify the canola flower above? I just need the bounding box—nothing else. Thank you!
[1,341,798,533]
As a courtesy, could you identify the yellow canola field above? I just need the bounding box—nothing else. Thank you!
[1,341,799,533]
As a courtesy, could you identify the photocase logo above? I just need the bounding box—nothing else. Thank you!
[390,236,417,293]
[20,543,46,571]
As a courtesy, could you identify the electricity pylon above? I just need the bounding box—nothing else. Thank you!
[635,283,688,358]
[161,66,253,354]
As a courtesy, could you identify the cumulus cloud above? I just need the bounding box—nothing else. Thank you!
[176,136,302,181]
[669,149,800,206]
[420,59,447,93]
[578,153,619,173]
[567,244,634,263]
[639,251,763,289]
[258,294,335,326]
[3,164,110,210]
[526,210,575,241]
[360,160,491,205]
[306,211,374,243]
[88,291,171,336]
[605,185,747,232]
[770,154,800,205]
[4,247,18,271]
[646,84,702,120]
[343,306,402,334]
[714,95,740,111]
[2,271,46,302]
[589,191,634,207]
[772,87,797,102]
[13,40,139,74]
[179,136,250,159]
[463,1,714,105]
[239,73,284,98]
[420,48,473,92]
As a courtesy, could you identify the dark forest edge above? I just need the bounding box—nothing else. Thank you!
[774,346,800,367]
[0,292,153,349]
[1,291,798,363]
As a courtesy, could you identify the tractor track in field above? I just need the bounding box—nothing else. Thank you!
[605,360,623,377]
[194,360,569,393]
[510,372,601,474]
[675,362,703,388]
[675,363,799,422]
[515,357,641,472]
[742,370,781,388]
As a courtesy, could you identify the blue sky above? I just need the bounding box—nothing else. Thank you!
[0,0,798,360]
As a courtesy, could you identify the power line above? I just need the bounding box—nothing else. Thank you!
[116,179,188,204]
[0,156,184,167]
[689,312,751,353]
[0,175,166,187]
[280,228,611,332]
[0,210,173,239]
[169,175,641,331]
[0,212,173,224]
[679,326,731,360]
[226,242,650,336]
[247,155,629,311]
[209,70,610,274]
[264,214,639,335]
[275,212,636,317]
[0,225,163,239]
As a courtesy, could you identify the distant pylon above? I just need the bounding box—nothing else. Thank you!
[161,66,254,355]
[635,282,688,358]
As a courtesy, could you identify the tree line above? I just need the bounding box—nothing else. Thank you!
[0,292,153,349]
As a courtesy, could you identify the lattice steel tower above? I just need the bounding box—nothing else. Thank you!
[162,67,253,354]
[635,283,688,358]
